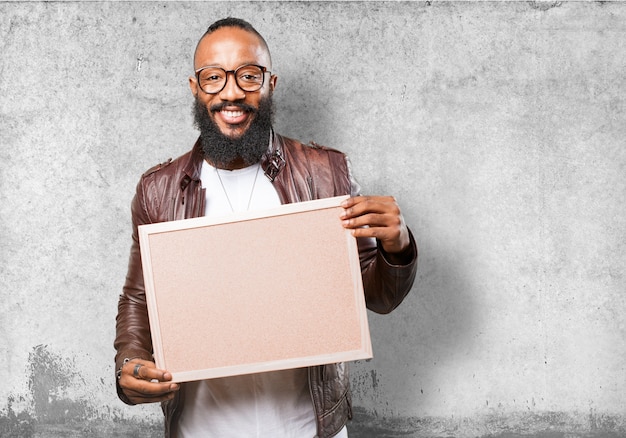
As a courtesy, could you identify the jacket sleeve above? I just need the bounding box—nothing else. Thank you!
[114,177,156,404]
[347,158,418,314]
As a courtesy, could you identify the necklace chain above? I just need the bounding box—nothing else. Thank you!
[215,164,261,212]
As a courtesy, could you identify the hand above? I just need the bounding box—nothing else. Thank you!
[340,196,411,260]
[118,359,179,404]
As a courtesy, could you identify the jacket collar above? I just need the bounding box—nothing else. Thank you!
[263,130,286,182]
[180,138,205,192]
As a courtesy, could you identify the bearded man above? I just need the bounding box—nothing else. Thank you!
[114,17,417,438]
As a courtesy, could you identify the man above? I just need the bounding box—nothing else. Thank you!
[115,17,417,438]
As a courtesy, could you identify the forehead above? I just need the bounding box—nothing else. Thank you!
[194,27,271,70]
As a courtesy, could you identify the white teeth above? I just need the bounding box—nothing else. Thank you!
[222,110,244,118]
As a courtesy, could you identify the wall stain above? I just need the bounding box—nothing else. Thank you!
[371,370,378,390]
[348,407,626,438]
[528,1,562,11]
[1,345,161,437]
[28,344,87,423]
[136,54,144,72]
[0,395,35,437]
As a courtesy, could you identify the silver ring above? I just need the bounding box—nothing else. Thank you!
[133,363,143,378]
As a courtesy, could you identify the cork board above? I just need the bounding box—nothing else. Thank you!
[138,195,371,383]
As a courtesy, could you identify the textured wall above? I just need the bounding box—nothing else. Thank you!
[1,1,625,437]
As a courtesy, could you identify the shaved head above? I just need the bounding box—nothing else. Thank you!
[194,18,272,69]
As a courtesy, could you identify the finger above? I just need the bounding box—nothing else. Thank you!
[348,215,409,251]
[132,363,144,378]
[126,389,178,404]
[341,196,399,219]
[342,195,397,207]
[129,395,176,404]
[120,370,179,392]
[123,360,173,382]
[123,380,179,397]
[342,211,401,230]
[340,196,376,218]
[120,377,179,405]
[340,195,367,209]
[349,225,399,241]
[352,226,410,254]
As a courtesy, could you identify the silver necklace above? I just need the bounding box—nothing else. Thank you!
[215,164,261,212]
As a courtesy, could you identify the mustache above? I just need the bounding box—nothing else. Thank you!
[210,101,257,113]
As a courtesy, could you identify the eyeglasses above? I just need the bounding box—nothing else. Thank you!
[195,64,271,94]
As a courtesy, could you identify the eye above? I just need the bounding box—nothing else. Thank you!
[237,66,263,82]
[199,69,225,83]
[242,74,260,82]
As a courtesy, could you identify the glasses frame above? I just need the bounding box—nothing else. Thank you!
[195,64,271,95]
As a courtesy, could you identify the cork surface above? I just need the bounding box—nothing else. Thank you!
[142,199,370,381]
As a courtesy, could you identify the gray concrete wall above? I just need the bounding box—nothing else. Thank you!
[1,1,625,437]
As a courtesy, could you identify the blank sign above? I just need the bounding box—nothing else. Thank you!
[139,196,372,383]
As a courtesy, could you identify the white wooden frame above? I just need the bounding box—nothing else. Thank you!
[138,195,372,383]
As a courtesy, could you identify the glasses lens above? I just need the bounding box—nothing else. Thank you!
[235,65,265,92]
[198,68,227,94]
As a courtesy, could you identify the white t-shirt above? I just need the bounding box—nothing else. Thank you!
[200,160,280,217]
[177,160,348,437]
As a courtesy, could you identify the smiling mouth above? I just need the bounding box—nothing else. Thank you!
[219,110,249,126]
[222,109,245,119]
[212,103,256,127]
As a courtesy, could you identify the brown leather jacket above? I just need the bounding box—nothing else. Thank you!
[115,132,418,438]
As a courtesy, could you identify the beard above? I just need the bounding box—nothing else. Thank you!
[193,95,274,168]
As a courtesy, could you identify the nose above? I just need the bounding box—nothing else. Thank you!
[218,71,246,101]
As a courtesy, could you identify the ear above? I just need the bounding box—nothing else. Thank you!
[268,74,278,92]
[189,75,198,97]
